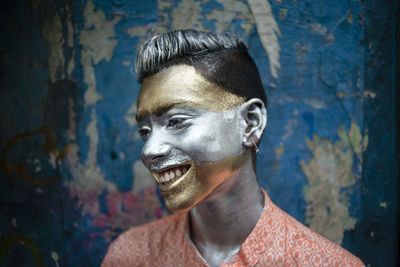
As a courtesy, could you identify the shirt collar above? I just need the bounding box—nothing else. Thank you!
[227,188,274,266]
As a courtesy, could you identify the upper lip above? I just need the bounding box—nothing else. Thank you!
[150,162,191,174]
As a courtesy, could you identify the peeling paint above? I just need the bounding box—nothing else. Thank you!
[125,102,137,127]
[206,0,254,34]
[310,23,335,43]
[65,92,164,236]
[66,109,115,215]
[300,122,368,244]
[126,0,279,81]
[275,145,285,159]
[337,90,377,99]
[79,0,120,106]
[364,90,376,98]
[248,0,281,79]
[42,14,65,82]
[172,0,204,30]
[379,202,387,209]
[51,251,60,267]
[3,1,396,265]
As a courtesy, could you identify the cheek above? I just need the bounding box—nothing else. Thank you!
[179,116,243,163]
[180,125,220,156]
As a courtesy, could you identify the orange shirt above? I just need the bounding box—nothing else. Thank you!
[102,190,364,267]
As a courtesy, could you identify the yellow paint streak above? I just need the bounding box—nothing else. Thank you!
[79,0,120,106]
[300,121,368,244]
[275,145,285,159]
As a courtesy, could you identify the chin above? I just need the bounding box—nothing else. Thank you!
[163,191,200,213]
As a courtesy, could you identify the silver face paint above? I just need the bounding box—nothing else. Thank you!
[137,66,247,212]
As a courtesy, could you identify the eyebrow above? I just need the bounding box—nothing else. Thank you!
[135,101,199,122]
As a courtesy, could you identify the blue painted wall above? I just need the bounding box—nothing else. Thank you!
[0,0,398,266]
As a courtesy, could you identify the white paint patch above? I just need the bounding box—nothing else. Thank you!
[42,14,65,82]
[51,251,60,267]
[303,98,327,109]
[281,118,298,142]
[310,23,335,43]
[86,110,99,166]
[248,0,281,79]
[33,158,41,172]
[207,0,254,34]
[79,0,120,106]
[171,0,204,30]
[125,102,137,127]
[36,188,43,194]
[364,90,376,98]
[65,96,116,216]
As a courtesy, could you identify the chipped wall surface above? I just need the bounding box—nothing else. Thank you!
[0,0,398,266]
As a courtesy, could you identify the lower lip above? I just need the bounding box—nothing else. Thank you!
[158,165,191,192]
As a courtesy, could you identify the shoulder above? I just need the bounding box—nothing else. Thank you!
[276,206,364,266]
[101,213,185,267]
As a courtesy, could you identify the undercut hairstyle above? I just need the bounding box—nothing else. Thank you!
[135,29,267,107]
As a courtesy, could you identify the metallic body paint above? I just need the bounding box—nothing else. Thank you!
[137,65,245,120]
[160,155,246,211]
[137,65,249,212]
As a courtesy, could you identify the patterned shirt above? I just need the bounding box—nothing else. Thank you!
[102,190,364,266]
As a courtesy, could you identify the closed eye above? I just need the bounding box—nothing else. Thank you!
[138,127,151,139]
[167,118,186,129]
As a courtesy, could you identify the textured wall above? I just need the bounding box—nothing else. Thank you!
[0,0,398,266]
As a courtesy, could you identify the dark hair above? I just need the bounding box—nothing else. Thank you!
[135,29,267,106]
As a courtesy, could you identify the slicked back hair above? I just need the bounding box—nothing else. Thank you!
[135,29,267,107]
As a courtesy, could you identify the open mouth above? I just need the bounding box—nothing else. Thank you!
[154,164,191,185]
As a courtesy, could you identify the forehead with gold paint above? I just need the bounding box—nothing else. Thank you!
[136,65,245,120]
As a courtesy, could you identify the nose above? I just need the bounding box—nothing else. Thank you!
[141,130,171,166]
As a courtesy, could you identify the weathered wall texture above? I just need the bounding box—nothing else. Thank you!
[0,0,398,266]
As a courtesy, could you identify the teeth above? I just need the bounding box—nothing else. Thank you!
[157,165,190,185]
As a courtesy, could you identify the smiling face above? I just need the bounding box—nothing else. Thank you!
[136,65,247,212]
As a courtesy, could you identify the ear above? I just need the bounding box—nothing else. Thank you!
[239,98,267,149]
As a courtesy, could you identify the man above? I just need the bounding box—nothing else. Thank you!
[102,29,363,267]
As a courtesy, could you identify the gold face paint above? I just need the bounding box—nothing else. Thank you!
[136,65,245,120]
[137,64,248,212]
[157,154,246,212]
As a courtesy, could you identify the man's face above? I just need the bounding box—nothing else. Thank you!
[136,65,247,212]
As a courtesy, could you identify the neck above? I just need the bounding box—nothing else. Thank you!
[188,157,264,264]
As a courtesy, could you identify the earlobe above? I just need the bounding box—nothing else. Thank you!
[240,98,267,149]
